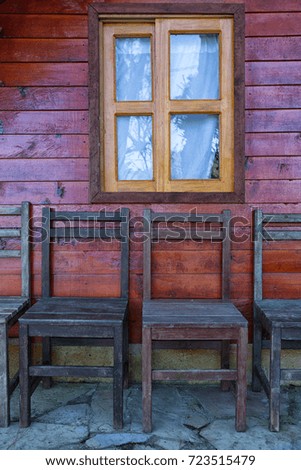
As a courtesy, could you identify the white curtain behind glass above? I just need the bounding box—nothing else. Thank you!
[170,34,219,180]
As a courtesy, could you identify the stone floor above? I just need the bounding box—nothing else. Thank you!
[1,383,301,450]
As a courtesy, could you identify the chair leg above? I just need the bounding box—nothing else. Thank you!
[123,318,129,389]
[142,326,152,433]
[113,326,124,430]
[0,324,9,427]
[235,326,248,432]
[19,323,31,428]
[269,327,281,432]
[221,340,231,391]
[42,337,52,389]
[252,317,262,392]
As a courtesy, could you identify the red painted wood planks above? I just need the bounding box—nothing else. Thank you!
[1,111,89,134]
[246,13,301,36]
[0,14,88,38]
[1,63,88,86]
[0,0,89,14]
[246,62,301,85]
[246,180,301,203]
[0,135,88,159]
[246,133,301,157]
[0,182,89,204]
[246,110,301,133]
[0,87,88,111]
[246,37,301,61]
[0,159,88,181]
[246,86,301,109]
[0,39,88,62]
[246,157,301,180]
[246,0,301,13]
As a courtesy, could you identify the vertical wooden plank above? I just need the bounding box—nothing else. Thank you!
[19,322,31,428]
[235,326,248,432]
[143,209,152,300]
[220,18,235,194]
[220,340,231,391]
[120,208,129,299]
[42,207,51,298]
[123,307,129,389]
[253,209,264,394]
[253,209,263,301]
[102,24,117,192]
[142,326,152,433]
[252,306,263,392]
[233,3,245,201]
[0,323,9,427]
[154,18,169,192]
[21,201,30,299]
[89,4,101,201]
[222,209,231,300]
[113,325,124,430]
[42,337,52,389]
[269,327,281,432]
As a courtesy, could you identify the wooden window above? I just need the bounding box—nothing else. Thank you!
[89,3,245,203]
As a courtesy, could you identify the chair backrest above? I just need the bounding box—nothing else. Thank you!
[41,207,130,299]
[254,210,301,301]
[143,209,231,301]
[0,202,31,298]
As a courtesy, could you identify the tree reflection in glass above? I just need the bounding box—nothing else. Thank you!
[117,116,153,180]
[115,37,152,101]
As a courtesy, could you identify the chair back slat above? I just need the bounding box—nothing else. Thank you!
[262,229,301,241]
[0,229,21,237]
[21,201,31,298]
[0,202,31,298]
[253,209,263,301]
[51,211,122,221]
[42,207,129,299]
[0,207,22,216]
[263,214,301,224]
[0,250,21,258]
[151,213,224,223]
[143,209,231,301]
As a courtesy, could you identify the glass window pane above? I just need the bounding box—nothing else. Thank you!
[117,116,153,180]
[170,114,219,180]
[116,37,152,101]
[170,34,219,100]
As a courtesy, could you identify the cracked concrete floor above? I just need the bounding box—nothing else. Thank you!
[1,383,301,450]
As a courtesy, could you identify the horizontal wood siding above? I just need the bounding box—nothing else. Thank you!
[0,0,300,343]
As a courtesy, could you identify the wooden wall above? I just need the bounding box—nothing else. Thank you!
[0,0,301,344]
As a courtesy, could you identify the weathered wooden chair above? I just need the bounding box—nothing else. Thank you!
[0,202,31,427]
[142,209,248,432]
[19,207,129,429]
[252,210,301,431]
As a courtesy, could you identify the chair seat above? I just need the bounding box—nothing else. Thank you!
[0,296,30,324]
[20,297,128,325]
[143,299,247,328]
[254,299,301,327]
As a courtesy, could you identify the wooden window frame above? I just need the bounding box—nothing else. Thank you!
[89,2,245,204]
